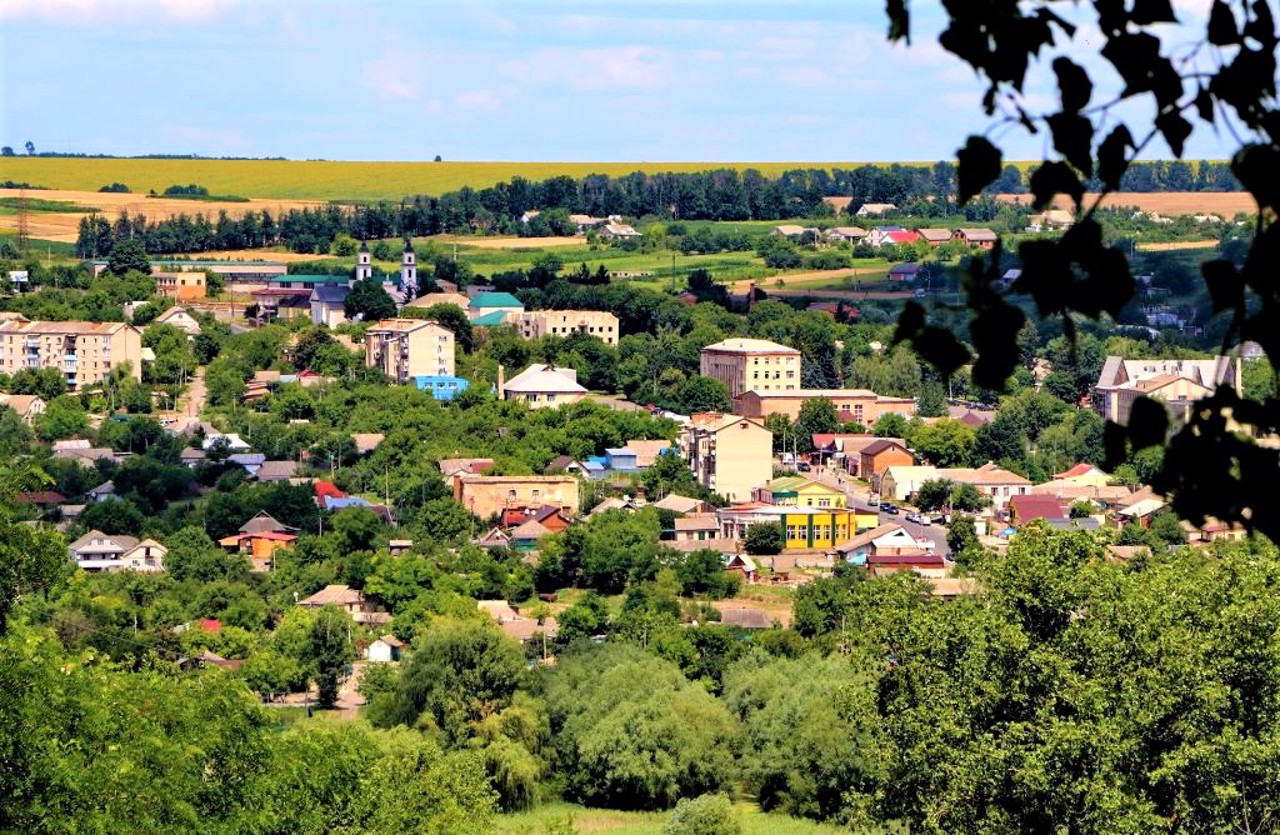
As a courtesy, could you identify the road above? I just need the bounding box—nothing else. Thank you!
[807,464,951,559]
[185,367,206,417]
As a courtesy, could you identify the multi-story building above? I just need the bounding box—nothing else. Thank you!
[510,310,620,346]
[1095,355,1241,425]
[699,338,802,400]
[736,388,917,423]
[679,412,772,502]
[154,271,206,300]
[0,320,142,390]
[453,474,580,520]
[364,318,455,384]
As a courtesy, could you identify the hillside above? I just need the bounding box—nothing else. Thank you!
[0,158,899,202]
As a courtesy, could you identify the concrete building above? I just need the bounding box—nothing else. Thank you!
[736,388,917,423]
[154,271,206,301]
[469,292,525,323]
[310,285,348,328]
[1095,355,1241,425]
[715,504,877,550]
[679,412,772,503]
[412,375,470,401]
[699,338,802,400]
[0,320,143,390]
[453,474,580,520]
[364,318,455,384]
[501,363,588,409]
[511,310,620,346]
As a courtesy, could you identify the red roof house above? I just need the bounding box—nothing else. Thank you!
[1009,494,1069,527]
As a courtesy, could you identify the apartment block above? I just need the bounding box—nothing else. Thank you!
[679,412,773,502]
[699,338,801,400]
[511,310,619,346]
[0,320,143,390]
[1095,355,1241,425]
[364,318,455,384]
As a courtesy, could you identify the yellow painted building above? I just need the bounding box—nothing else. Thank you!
[364,318,455,383]
[699,338,801,399]
[511,310,620,346]
[753,476,847,509]
[717,504,879,550]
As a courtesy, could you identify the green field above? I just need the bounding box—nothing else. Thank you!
[0,158,926,202]
[316,237,894,289]
[496,802,860,835]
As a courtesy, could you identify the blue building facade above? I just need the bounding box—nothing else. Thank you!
[413,375,470,401]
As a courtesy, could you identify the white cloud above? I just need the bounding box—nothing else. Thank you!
[360,52,425,101]
[498,45,679,92]
[455,89,501,111]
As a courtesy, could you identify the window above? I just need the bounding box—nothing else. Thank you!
[532,490,541,501]
[786,525,798,540]
[818,498,831,508]
[507,490,517,500]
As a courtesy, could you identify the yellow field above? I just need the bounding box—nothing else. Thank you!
[999,191,1255,217]
[0,158,926,202]
[0,188,324,243]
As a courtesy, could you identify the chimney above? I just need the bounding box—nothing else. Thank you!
[497,363,505,394]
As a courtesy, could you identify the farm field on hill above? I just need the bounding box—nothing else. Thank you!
[1,158,889,202]
[0,187,324,243]
[999,190,1254,217]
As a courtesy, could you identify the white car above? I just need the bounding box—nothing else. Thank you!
[919,515,932,526]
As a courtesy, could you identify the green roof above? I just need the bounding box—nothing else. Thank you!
[469,292,523,309]
[273,274,349,284]
[471,310,509,327]
[768,475,823,492]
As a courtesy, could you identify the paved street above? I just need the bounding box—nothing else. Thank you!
[808,463,951,559]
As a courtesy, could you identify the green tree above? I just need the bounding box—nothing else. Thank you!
[793,398,840,451]
[143,323,196,385]
[945,514,979,554]
[911,418,976,468]
[873,412,909,438]
[105,238,151,276]
[309,604,355,709]
[35,395,89,442]
[344,278,396,322]
[676,375,731,414]
[0,466,68,631]
[382,618,525,744]
[744,523,783,556]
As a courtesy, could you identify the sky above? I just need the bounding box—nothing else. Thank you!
[0,0,1238,163]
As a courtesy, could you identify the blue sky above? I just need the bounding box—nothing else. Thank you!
[0,0,1236,163]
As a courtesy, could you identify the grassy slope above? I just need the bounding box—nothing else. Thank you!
[0,158,926,202]
[496,802,859,835]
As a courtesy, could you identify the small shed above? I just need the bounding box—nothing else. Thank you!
[366,634,404,663]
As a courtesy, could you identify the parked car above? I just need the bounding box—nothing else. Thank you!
[882,504,900,515]
[905,512,921,523]
[797,462,811,472]
[867,497,880,508]
[919,515,932,526]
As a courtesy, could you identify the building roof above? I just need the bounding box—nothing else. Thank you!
[716,607,773,628]
[624,439,670,467]
[674,513,720,532]
[957,228,999,241]
[860,438,911,457]
[406,292,471,309]
[1009,494,1068,523]
[352,433,385,454]
[888,262,922,275]
[255,460,299,482]
[374,634,405,648]
[470,292,524,309]
[0,319,137,337]
[438,457,496,477]
[503,364,587,395]
[836,523,909,555]
[298,584,365,607]
[16,490,66,505]
[940,463,1032,486]
[765,475,827,494]
[917,228,953,242]
[239,510,296,534]
[652,493,704,514]
[510,519,553,540]
[309,285,348,304]
[1117,497,1167,518]
[701,338,800,355]
[68,530,139,553]
[366,318,450,336]
[0,394,43,415]
[470,310,509,326]
[1054,463,1103,479]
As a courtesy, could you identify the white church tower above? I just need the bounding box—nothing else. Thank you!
[354,238,373,285]
[401,238,417,290]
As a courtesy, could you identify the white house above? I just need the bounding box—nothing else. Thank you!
[366,634,404,662]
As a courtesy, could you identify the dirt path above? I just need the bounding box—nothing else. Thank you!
[334,661,367,719]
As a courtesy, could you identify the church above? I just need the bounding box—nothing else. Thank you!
[309,239,418,327]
